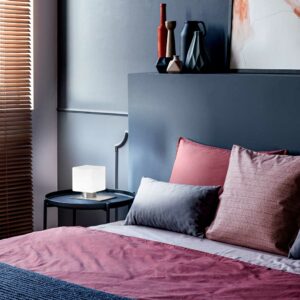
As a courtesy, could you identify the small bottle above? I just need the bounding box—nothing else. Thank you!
[157,4,167,58]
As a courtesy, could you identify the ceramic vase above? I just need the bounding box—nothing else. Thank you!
[165,21,176,58]
[157,3,167,58]
[167,55,183,73]
[156,57,172,73]
[185,30,210,73]
[180,21,204,66]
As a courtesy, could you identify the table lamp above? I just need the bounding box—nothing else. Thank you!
[72,165,114,201]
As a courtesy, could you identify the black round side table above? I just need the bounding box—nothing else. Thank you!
[43,189,135,229]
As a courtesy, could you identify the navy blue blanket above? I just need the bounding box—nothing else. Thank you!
[0,262,131,300]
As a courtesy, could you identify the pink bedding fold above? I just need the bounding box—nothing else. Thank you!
[0,227,300,299]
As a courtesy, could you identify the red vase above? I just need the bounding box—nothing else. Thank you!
[157,3,167,58]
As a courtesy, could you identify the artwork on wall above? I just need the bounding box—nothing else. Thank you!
[230,0,300,71]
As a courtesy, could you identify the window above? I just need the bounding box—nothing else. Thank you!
[0,0,33,238]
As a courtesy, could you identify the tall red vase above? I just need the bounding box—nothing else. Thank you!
[157,3,167,58]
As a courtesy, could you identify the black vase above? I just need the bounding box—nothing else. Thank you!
[180,21,206,67]
[156,57,171,73]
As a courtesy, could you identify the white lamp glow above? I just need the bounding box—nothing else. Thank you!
[72,165,110,200]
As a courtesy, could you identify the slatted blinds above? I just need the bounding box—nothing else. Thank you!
[0,0,33,238]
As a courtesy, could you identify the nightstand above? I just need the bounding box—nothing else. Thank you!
[43,189,134,229]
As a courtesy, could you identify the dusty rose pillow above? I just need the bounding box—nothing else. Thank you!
[169,137,287,187]
[206,145,300,255]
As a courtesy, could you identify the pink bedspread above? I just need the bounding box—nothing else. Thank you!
[0,227,300,299]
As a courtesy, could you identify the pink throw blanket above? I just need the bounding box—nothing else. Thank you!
[0,227,300,299]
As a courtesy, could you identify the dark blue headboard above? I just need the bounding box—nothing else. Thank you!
[128,73,300,192]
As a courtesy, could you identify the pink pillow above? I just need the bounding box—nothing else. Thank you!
[206,145,300,255]
[169,137,287,187]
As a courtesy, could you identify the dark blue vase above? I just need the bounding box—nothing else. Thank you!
[185,29,211,73]
[156,57,172,73]
[180,21,206,67]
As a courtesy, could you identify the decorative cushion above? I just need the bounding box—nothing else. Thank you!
[206,145,300,255]
[289,231,300,259]
[169,137,287,187]
[124,177,220,237]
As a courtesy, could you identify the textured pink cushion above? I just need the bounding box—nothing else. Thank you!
[169,137,287,187]
[206,145,300,255]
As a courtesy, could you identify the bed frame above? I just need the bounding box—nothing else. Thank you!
[128,73,300,192]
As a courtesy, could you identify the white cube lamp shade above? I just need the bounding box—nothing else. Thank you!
[72,165,106,199]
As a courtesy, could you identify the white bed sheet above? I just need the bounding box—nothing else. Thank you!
[92,221,300,274]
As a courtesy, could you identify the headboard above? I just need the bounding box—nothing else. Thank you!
[128,73,300,192]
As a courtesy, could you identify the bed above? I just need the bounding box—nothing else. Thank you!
[1,222,300,299]
[1,72,300,299]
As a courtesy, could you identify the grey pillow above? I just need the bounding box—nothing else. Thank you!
[289,231,300,259]
[124,177,220,237]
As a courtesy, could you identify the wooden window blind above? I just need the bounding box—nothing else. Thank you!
[0,0,33,239]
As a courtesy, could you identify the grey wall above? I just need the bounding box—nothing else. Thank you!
[58,0,232,225]
[32,0,58,230]
[59,0,231,111]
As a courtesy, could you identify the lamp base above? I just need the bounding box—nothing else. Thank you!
[73,192,115,202]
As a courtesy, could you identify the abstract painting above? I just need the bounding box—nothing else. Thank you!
[230,0,300,70]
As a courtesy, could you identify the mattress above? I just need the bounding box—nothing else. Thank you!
[93,221,300,274]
